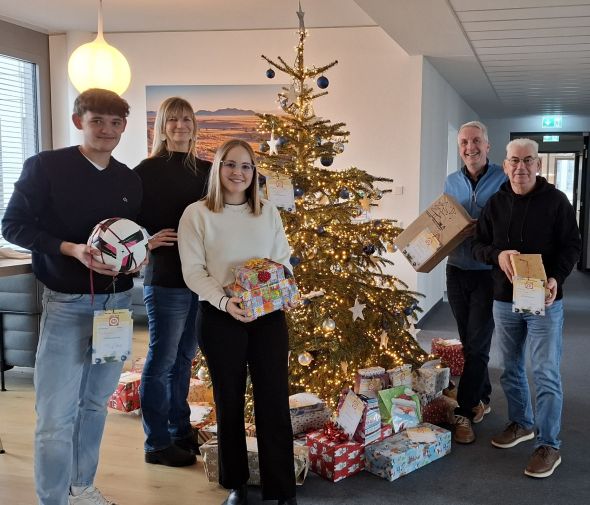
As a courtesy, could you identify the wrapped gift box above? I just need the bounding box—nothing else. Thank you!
[364,423,451,482]
[200,437,309,486]
[306,430,365,482]
[354,367,388,398]
[387,364,413,388]
[420,395,457,426]
[225,258,300,319]
[412,366,450,397]
[431,339,464,376]
[290,392,331,435]
[109,372,141,412]
[188,378,215,404]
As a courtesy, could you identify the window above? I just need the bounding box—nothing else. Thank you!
[0,54,39,246]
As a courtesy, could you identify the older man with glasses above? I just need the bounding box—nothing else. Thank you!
[443,121,506,445]
[472,138,581,478]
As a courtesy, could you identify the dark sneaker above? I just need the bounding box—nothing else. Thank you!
[222,485,248,505]
[173,431,200,455]
[145,444,196,467]
[491,422,534,448]
[454,415,475,444]
[472,401,491,424]
[524,445,561,478]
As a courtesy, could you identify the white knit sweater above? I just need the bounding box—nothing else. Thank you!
[178,199,291,311]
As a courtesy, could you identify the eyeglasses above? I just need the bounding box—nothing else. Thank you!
[506,156,537,167]
[220,160,255,172]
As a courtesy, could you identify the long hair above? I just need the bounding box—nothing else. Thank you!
[205,139,261,216]
[150,97,199,171]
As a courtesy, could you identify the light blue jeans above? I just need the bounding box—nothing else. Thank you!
[34,288,131,505]
[140,286,199,452]
[493,300,564,449]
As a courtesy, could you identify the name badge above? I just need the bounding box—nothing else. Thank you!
[92,309,133,364]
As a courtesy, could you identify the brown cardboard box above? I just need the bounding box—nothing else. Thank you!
[511,254,547,281]
[394,194,472,273]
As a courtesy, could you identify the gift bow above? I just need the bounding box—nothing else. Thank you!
[323,421,350,442]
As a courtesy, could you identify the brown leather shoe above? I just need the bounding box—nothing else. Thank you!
[454,415,475,444]
[472,401,491,424]
[491,422,534,448]
[524,446,561,478]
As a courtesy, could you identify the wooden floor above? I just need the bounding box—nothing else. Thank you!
[0,323,228,505]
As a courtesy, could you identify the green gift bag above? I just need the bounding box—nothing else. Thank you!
[378,386,422,428]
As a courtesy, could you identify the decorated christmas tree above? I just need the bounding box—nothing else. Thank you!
[255,4,428,405]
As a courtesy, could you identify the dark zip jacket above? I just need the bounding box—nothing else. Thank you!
[472,176,581,302]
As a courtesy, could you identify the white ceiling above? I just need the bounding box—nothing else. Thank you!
[1,0,589,118]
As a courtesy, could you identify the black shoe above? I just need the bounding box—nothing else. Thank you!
[173,432,200,455]
[222,485,248,505]
[278,499,297,505]
[145,444,196,467]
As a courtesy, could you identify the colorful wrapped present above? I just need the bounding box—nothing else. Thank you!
[188,378,214,404]
[108,372,141,412]
[364,423,451,482]
[378,386,422,432]
[225,258,300,319]
[420,395,457,426]
[200,437,309,486]
[412,366,450,397]
[431,338,464,376]
[306,428,365,482]
[387,364,413,388]
[354,367,388,398]
[289,392,331,435]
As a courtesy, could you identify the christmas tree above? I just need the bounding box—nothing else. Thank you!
[255,4,428,405]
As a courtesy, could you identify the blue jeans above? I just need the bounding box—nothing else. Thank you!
[493,300,564,449]
[35,288,131,505]
[140,286,199,452]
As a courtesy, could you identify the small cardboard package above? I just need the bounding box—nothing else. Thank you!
[511,254,548,316]
[394,194,472,273]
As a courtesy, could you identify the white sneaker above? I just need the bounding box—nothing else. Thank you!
[69,486,117,505]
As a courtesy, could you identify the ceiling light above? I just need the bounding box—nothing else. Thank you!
[67,0,131,95]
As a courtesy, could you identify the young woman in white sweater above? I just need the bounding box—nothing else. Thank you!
[178,139,297,505]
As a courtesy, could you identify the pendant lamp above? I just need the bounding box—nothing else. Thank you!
[67,0,131,95]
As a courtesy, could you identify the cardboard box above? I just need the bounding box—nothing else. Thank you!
[394,194,472,273]
[511,254,549,316]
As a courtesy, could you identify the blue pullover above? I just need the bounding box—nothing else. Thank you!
[443,161,506,270]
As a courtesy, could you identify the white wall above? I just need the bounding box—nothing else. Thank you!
[50,26,430,298]
[485,116,590,163]
[408,58,477,315]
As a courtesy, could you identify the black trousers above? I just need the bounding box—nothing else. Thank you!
[446,265,494,419]
[197,302,296,500]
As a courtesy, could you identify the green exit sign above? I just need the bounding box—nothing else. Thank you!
[543,135,560,142]
[541,116,563,128]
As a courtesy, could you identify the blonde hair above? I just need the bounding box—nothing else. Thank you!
[205,139,262,216]
[151,97,199,171]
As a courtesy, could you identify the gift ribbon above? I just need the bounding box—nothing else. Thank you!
[323,421,349,442]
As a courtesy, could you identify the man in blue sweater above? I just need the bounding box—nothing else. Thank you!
[443,121,506,444]
[2,88,142,505]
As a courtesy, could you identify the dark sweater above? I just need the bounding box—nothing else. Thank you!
[1,146,142,293]
[472,176,581,302]
[134,152,211,287]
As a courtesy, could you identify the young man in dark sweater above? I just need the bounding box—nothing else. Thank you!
[2,88,142,505]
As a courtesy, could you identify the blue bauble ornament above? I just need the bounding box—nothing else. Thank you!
[259,142,269,153]
[266,68,275,79]
[317,75,329,89]
[294,187,305,198]
[339,188,350,199]
[363,244,376,255]
[403,307,413,316]
[316,226,326,235]
[302,299,311,306]
[277,136,287,147]
[289,256,302,267]
[321,156,333,167]
[411,302,418,310]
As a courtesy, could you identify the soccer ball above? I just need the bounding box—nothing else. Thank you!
[88,218,149,273]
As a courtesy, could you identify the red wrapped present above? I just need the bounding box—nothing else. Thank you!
[431,338,464,376]
[306,425,365,482]
[109,372,141,412]
[421,395,457,426]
